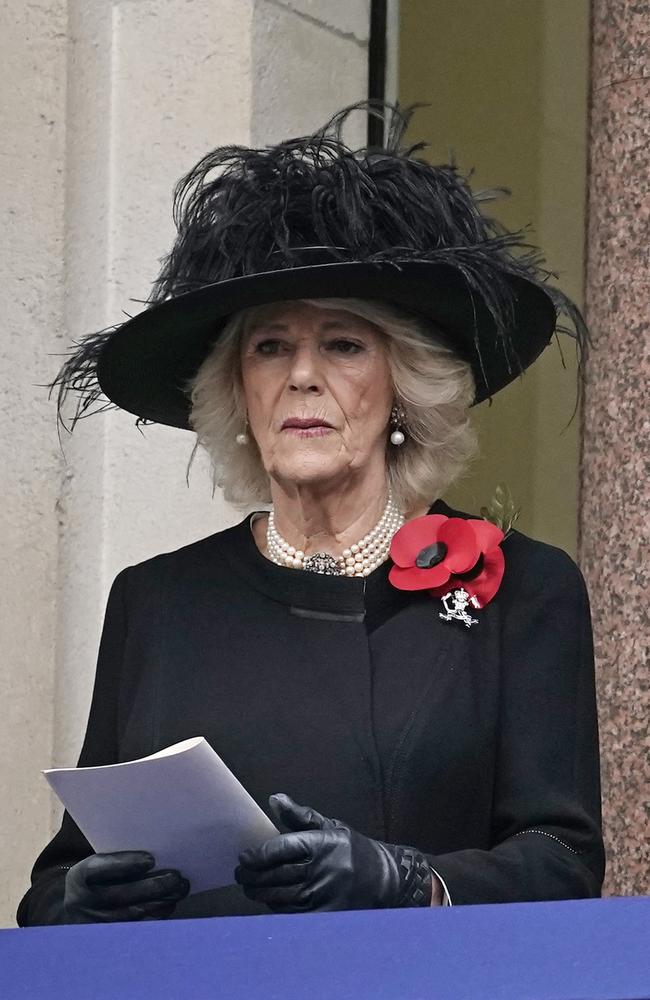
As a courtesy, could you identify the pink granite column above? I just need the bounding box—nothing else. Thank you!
[580,0,649,896]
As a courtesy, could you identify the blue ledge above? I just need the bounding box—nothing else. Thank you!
[1,896,649,1000]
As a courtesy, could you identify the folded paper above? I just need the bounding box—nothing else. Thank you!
[44,737,279,894]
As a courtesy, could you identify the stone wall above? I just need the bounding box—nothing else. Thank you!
[581,0,650,897]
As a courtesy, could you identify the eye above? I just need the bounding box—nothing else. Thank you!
[253,337,365,355]
[253,339,281,354]
[330,339,364,354]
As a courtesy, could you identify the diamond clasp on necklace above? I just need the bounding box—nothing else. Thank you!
[302,552,343,575]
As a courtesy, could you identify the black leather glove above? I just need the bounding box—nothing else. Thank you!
[62,851,190,924]
[234,793,433,913]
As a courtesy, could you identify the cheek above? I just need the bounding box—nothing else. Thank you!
[240,365,275,418]
[343,362,392,416]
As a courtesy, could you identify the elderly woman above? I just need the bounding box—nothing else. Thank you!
[16,102,604,925]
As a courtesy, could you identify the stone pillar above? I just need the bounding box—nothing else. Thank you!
[580,0,650,897]
[53,0,257,786]
[3,0,368,927]
[0,0,68,931]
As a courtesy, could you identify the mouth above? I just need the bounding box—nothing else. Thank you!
[282,418,334,438]
[281,419,333,430]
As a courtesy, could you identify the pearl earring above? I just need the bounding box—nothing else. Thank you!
[236,417,249,445]
[390,403,407,446]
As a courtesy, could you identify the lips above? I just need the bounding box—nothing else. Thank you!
[282,419,332,429]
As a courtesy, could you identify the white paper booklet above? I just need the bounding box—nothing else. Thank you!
[43,736,279,895]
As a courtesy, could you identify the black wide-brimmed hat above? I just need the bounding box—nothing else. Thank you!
[49,100,586,432]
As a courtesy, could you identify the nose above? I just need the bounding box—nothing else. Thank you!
[287,341,323,391]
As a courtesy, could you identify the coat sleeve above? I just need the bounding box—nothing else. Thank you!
[424,543,606,904]
[15,567,131,926]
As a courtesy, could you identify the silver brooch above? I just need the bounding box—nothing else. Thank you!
[303,552,343,575]
[439,588,480,628]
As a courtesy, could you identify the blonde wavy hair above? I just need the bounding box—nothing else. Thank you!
[185,298,477,514]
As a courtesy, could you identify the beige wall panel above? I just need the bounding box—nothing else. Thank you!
[0,0,68,928]
[261,0,369,42]
[251,0,368,144]
[54,0,256,796]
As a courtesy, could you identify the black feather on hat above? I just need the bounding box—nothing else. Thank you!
[46,99,588,432]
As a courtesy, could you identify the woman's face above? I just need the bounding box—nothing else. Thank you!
[239,301,394,491]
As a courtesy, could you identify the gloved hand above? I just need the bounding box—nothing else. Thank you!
[234,793,433,913]
[62,851,191,923]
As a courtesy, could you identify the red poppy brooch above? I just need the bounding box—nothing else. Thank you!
[388,504,510,628]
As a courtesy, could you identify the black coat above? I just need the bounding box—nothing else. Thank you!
[16,499,605,924]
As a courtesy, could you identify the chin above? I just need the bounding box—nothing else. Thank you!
[271,459,343,483]
[268,439,348,479]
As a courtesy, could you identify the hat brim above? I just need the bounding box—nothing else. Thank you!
[97,260,557,429]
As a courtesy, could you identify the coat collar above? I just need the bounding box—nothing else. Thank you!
[220,498,457,621]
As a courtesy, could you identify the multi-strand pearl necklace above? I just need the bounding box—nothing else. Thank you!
[266,489,405,576]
